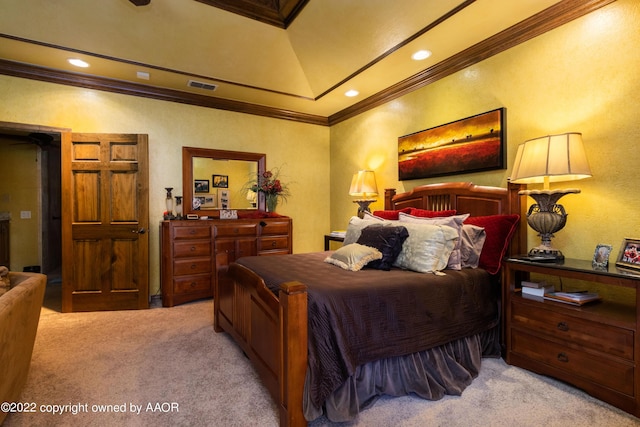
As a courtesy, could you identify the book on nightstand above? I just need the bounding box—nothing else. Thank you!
[521,284,555,298]
[543,291,602,306]
[329,230,346,238]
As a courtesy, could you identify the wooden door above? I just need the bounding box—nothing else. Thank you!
[61,133,149,312]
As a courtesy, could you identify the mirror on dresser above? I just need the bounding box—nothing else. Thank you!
[182,147,266,217]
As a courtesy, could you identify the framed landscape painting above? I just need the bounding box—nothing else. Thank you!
[398,108,506,180]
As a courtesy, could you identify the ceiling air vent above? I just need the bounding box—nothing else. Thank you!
[187,80,217,91]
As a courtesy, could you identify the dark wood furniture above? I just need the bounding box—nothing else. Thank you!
[504,257,640,417]
[214,182,524,427]
[182,146,266,218]
[0,220,8,267]
[160,217,292,307]
[323,234,344,250]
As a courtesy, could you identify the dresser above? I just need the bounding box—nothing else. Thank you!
[504,257,640,417]
[160,217,292,307]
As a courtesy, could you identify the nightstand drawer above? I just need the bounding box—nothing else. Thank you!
[173,226,211,240]
[174,258,211,275]
[512,300,634,360]
[173,241,211,258]
[173,275,211,294]
[511,329,634,396]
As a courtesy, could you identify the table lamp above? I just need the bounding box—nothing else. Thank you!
[349,170,378,218]
[510,132,592,260]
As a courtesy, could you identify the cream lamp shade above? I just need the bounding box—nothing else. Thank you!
[509,132,592,261]
[349,170,378,198]
[349,170,378,218]
[510,132,592,189]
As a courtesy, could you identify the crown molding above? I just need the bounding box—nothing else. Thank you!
[0,0,616,127]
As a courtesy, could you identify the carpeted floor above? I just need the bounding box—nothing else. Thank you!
[4,282,640,426]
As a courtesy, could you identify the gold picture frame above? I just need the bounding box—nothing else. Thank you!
[615,238,640,271]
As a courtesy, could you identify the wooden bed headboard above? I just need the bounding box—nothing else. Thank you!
[384,182,526,257]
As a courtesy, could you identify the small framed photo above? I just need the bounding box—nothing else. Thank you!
[212,174,229,188]
[201,195,216,209]
[616,238,640,271]
[194,179,209,194]
[592,244,612,269]
[218,189,230,209]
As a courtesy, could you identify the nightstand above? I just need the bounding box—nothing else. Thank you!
[324,234,344,250]
[503,257,640,417]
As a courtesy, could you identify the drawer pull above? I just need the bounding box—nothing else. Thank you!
[190,264,197,269]
[190,246,196,251]
[557,322,569,332]
[189,229,196,234]
[271,241,276,247]
[190,282,197,287]
[557,352,569,363]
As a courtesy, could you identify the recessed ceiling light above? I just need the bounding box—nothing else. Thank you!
[411,50,432,61]
[68,58,89,68]
[345,89,359,97]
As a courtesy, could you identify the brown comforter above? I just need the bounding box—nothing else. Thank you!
[235,251,499,408]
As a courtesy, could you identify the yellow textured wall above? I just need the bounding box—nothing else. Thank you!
[0,79,330,296]
[331,0,640,262]
[0,143,40,271]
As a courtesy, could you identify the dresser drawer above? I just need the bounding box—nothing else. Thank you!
[173,226,211,240]
[215,223,257,237]
[173,275,211,294]
[259,236,289,251]
[261,220,290,236]
[512,300,634,360]
[511,329,634,396]
[173,258,211,275]
[173,240,211,258]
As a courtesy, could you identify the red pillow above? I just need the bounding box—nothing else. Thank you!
[464,214,520,275]
[372,207,413,220]
[409,208,457,218]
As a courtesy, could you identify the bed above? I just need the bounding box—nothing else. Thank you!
[213,182,526,426]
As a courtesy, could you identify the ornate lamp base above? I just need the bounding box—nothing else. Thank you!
[520,188,580,262]
[353,199,376,219]
[528,245,565,261]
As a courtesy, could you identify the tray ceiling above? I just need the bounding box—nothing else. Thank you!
[0,0,614,125]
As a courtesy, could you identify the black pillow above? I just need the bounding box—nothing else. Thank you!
[356,225,409,270]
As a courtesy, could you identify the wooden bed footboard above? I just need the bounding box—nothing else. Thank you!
[214,182,525,427]
[214,263,308,427]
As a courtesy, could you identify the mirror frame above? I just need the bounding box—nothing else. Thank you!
[182,146,266,217]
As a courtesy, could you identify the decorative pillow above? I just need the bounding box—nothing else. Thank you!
[460,224,487,269]
[464,214,520,274]
[324,243,383,271]
[343,216,387,245]
[356,225,409,270]
[371,207,413,221]
[393,223,459,273]
[398,213,469,270]
[408,208,457,218]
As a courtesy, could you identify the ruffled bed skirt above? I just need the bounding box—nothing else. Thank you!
[304,326,501,422]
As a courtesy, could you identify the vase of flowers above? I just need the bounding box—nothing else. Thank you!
[249,166,290,213]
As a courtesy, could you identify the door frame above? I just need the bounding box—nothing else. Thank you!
[0,121,69,274]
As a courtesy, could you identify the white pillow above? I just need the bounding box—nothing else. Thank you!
[324,243,382,271]
[398,213,469,270]
[343,216,388,245]
[393,223,459,273]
